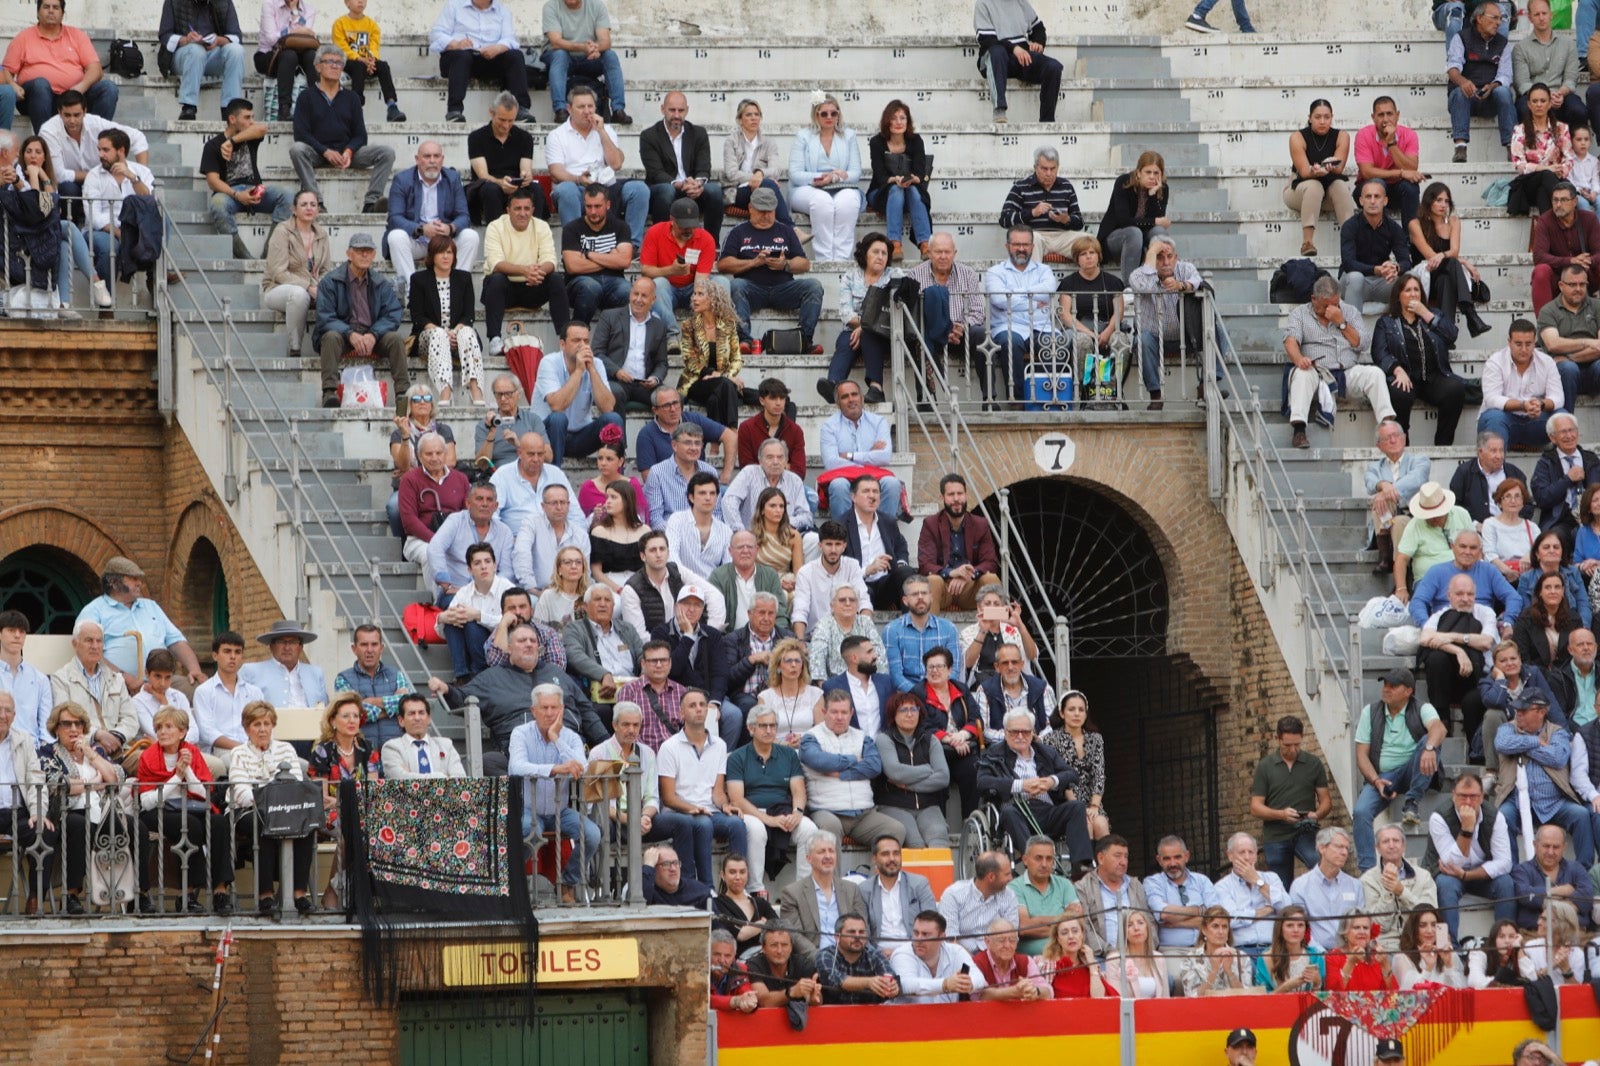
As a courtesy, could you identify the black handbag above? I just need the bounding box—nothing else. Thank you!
[1470,276,1492,303]
[257,776,323,838]
[761,328,804,354]
[860,285,892,339]
[108,38,144,78]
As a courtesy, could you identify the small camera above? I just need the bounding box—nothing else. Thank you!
[493,415,512,427]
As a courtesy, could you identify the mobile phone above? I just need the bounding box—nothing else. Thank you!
[959,963,970,975]
[981,606,1008,622]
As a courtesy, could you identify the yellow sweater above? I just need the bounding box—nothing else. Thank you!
[484,215,556,274]
[332,14,383,59]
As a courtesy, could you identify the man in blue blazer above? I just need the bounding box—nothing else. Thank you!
[822,634,895,737]
[385,140,479,279]
[842,474,917,611]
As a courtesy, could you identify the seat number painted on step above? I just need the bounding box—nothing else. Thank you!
[1034,433,1076,474]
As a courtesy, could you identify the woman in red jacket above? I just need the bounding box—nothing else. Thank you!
[1325,912,1397,991]
[136,706,234,914]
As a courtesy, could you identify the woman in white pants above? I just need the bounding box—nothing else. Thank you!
[789,92,863,263]
[407,234,485,406]
[262,190,330,355]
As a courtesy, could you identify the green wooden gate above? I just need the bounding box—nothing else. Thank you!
[399,989,649,1065]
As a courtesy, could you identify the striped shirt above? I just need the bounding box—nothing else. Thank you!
[998,174,1083,232]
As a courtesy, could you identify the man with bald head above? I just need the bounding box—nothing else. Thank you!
[385,139,478,278]
[641,90,725,244]
[490,430,574,534]
[908,232,986,399]
[1406,527,1522,629]
[592,275,668,409]
[1417,573,1499,739]
[1553,628,1600,727]
[709,531,791,633]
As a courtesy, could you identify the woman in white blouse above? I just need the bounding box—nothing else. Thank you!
[789,91,863,263]
[1523,899,1587,985]
[1467,919,1529,989]
[227,700,316,915]
[1481,479,1536,582]
[1392,905,1464,989]
[756,638,822,746]
[722,98,795,227]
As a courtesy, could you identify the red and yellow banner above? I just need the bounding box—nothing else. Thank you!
[718,987,1600,1066]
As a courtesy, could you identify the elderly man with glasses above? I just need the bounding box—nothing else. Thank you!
[977,708,1091,871]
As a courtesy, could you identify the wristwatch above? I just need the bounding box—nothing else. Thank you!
[1424,744,1437,752]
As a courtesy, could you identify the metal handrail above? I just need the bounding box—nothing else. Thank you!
[1203,296,1354,701]
[153,224,448,728]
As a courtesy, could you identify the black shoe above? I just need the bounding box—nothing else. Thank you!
[1452,144,1468,163]
[65,894,85,915]
[815,378,836,404]
[864,384,886,404]
[178,104,197,121]
[139,894,159,915]
[515,107,536,123]
[185,893,203,914]
[1291,424,1310,449]
[294,895,313,916]
[363,196,387,215]
[386,102,406,122]
[444,110,466,122]
[609,109,632,126]
[213,892,234,915]
[322,394,339,408]
[1464,304,1493,337]
[258,894,276,916]
[553,108,569,125]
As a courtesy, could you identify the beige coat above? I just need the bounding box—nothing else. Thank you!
[262,219,331,292]
[50,660,138,744]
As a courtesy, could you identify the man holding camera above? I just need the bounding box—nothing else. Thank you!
[1250,715,1333,889]
[473,373,547,470]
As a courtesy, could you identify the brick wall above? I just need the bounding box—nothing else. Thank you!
[0,919,710,1065]
[0,322,284,665]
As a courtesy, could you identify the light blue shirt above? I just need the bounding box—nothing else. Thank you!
[533,351,611,431]
[882,613,960,693]
[820,409,894,471]
[428,510,516,589]
[1214,869,1288,948]
[1142,869,1221,949]
[192,673,266,752]
[507,721,587,819]
[1496,721,1573,821]
[787,127,862,192]
[984,258,1058,336]
[0,658,53,742]
[644,458,718,530]
[1095,876,1131,953]
[489,461,575,539]
[75,595,186,676]
[239,659,330,708]
[1289,867,1365,950]
[816,880,842,951]
[428,0,519,54]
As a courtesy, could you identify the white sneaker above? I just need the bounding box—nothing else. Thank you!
[91,279,112,308]
[488,336,504,357]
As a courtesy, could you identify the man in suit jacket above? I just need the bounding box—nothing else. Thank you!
[824,634,896,737]
[776,830,867,957]
[716,595,797,748]
[639,91,725,243]
[1073,834,1154,957]
[384,140,479,278]
[977,707,1092,871]
[561,585,644,704]
[843,474,917,611]
[861,834,937,950]
[51,620,138,756]
[1531,412,1600,537]
[381,694,468,778]
[239,620,330,708]
[592,277,670,408]
[1448,431,1533,523]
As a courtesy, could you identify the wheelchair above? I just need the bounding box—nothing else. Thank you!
[956,798,1073,879]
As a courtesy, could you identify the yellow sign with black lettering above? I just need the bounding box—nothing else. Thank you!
[442,938,641,987]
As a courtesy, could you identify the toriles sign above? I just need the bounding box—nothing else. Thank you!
[442,938,641,987]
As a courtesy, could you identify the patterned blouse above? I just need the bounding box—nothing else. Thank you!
[838,265,902,323]
[308,735,382,827]
[1041,728,1106,803]
[678,312,743,392]
[1511,120,1572,175]
[436,276,453,326]
[807,613,888,680]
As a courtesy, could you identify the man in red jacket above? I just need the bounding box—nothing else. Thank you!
[1532,182,1600,311]
[918,473,1001,611]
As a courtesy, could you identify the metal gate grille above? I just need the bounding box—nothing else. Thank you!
[399,989,648,1066]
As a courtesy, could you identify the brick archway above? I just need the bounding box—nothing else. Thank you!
[164,500,248,641]
[0,502,128,581]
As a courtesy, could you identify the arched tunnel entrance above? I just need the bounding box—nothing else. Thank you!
[983,478,1229,874]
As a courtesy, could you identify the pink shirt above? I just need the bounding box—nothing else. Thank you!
[1354,123,1420,179]
[2,25,98,93]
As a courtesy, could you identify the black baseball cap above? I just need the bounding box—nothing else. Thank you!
[1226,1028,1257,1048]
[1375,1037,1405,1061]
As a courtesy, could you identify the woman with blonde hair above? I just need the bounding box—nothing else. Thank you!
[536,545,591,626]
[789,91,862,263]
[722,98,794,225]
[1042,916,1116,998]
[40,701,132,914]
[1523,898,1586,985]
[757,638,822,746]
[1103,909,1170,998]
[134,705,233,914]
[679,277,751,428]
[308,691,381,908]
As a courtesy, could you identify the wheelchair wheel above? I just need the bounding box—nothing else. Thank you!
[957,806,997,875]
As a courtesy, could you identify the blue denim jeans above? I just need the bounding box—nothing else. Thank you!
[1435,871,1515,941]
[1261,825,1321,889]
[18,77,117,132]
[442,619,492,679]
[729,276,824,344]
[173,41,245,109]
[1433,1,1465,58]
[681,811,749,885]
[545,411,625,465]
[208,183,292,236]
[1448,84,1517,146]
[552,179,649,249]
[1352,744,1438,870]
[543,48,627,112]
[567,273,632,324]
[524,809,602,885]
[871,184,931,246]
[1504,796,1597,868]
[1191,0,1256,30]
[652,276,697,338]
[1476,408,1552,450]
[1556,358,1600,413]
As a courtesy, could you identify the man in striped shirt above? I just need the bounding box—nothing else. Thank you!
[997,146,1086,262]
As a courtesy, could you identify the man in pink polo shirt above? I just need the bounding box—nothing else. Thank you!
[1354,95,1424,225]
[0,0,118,133]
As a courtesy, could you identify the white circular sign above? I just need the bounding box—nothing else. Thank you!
[1033,433,1075,475]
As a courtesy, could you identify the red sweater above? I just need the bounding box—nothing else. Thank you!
[736,413,807,478]
[136,741,220,813]
[1533,208,1600,271]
